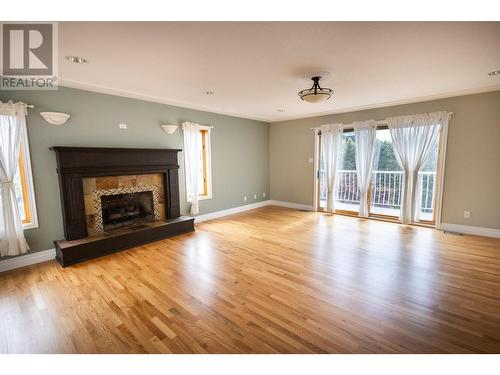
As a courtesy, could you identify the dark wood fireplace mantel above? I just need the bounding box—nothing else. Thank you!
[51,147,194,266]
[51,146,182,240]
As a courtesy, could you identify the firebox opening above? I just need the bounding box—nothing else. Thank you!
[101,191,156,231]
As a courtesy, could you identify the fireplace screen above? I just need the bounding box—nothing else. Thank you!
[101,191,155,231]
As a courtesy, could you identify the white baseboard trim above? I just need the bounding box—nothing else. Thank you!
[0,248,56,273]
[194,199,314,224]
[267,200,314,211]
[441,223,500,238]
[194,200,271,223]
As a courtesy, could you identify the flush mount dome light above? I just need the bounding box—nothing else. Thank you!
[298,76,333,103]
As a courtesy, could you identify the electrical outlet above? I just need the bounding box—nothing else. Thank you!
[262,192,266,198]
[308,158,314,164]
[253,194,257,199]
[243,196,247,202]
[118,123,128,129]
[464,211,471,219]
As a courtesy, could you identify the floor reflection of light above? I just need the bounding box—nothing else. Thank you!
[181,232,219,302]
[310,215,439,322]
[404,227,439,308]
[310,214,368,309]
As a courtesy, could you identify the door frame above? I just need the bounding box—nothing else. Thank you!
[313,129,322,211]
[433,122,449,229]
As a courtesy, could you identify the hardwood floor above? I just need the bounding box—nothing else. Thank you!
[1,206,500,353]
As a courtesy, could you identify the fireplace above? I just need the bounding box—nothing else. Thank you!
[101,190,157,231]
[82,175,165,235]
[51,147,194,266]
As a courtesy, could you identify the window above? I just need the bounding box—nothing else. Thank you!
[185,126,212,201]
[12,129,38,229]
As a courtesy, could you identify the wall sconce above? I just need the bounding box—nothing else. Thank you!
[40,112,70,126]
[160,124,178,134]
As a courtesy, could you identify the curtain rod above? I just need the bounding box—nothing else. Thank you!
[309,112,453,130]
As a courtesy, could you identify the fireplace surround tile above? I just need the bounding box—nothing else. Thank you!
[84,194,95,215]
[137,174,155,186]
[82,177,96,195]
[118,175,137,188]
[82,173,165,235]
[96,176,119,190]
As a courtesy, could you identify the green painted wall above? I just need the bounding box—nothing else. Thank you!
[270,90,500,230]
[1,86,499,259]
[0,87,270,253]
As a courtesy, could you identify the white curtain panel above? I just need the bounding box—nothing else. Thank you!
[353,120,377,217]
[387,111,448,224]
[320,123,343,212]
[0,101,29,257]
[182,122,202,215]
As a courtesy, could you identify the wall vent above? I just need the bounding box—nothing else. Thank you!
[443,230,464,236]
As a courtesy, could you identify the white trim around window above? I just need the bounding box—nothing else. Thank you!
[186,125,213,203]
[19,118,38,230]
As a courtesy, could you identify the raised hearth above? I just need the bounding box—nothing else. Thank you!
[51,147,194,266]
[54,217,194,267]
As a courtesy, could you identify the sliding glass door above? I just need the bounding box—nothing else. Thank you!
[317,130,360,213]
[417,139,439,222]
[336,130,360,213]
[316,126,443,225]
[370,127,440,222]
[370,128,403,217]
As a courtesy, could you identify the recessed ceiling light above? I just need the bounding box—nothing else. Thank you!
[203,90,215,95]
[277,109,285,112]
[65,56,88,64]
[488,70,500,76]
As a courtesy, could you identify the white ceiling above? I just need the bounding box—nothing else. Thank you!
[59,22,500,122]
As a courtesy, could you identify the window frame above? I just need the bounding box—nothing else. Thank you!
[185,125,213,203]
[17,121,38,230]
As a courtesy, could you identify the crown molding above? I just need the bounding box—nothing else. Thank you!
[58,80,500,124]
[59,79,269,123]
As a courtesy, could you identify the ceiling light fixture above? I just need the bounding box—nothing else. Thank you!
[203,90,215,95]
[488,70,500,76]
[298,76,333,103]
[65,56,88,64]
[277,109,285,112]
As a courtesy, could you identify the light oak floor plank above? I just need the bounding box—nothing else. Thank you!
[1,206,500,353]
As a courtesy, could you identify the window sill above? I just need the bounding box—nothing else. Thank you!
[22,221,38,230]
[187,194,213,203]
